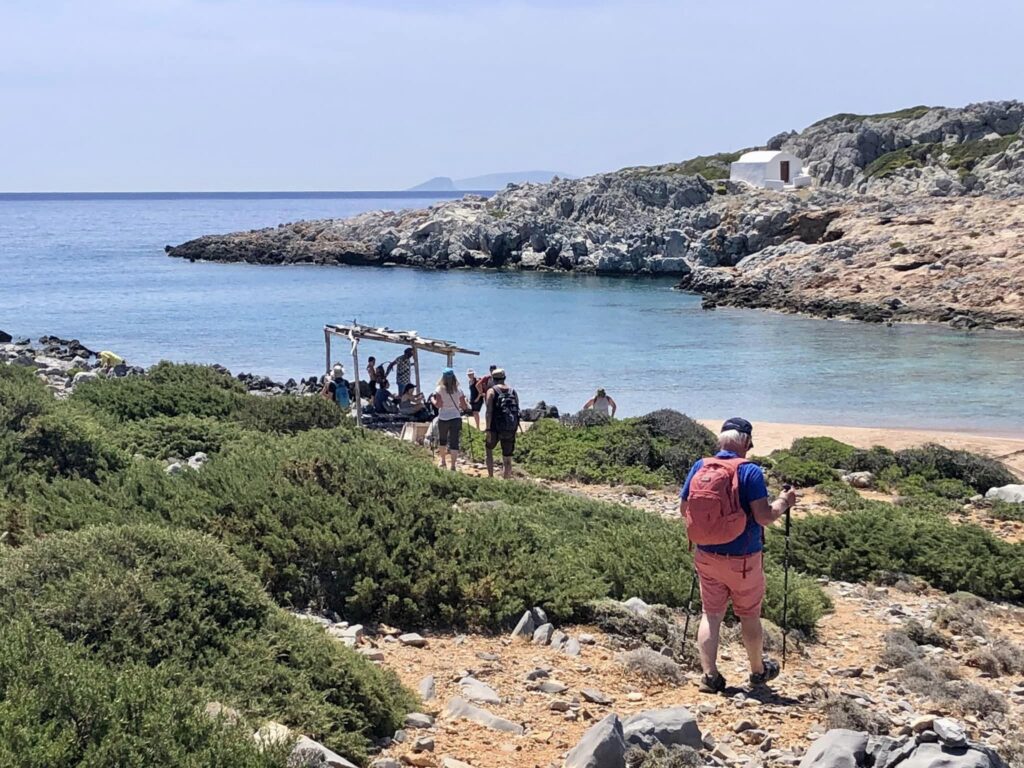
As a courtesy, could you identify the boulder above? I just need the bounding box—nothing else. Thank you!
[403,713,434,729]
[399,633,428,648]
[459,676,500,705]
[798,729,869,768]
[564,713,627,768]
[0,330,12,343]
[444,697,524,735]
[187,452,209,470]
[418,675,436,701]
[622,597,652,616]
[985,484,1024,504]
[901,742,1003,768]
[933,718,967,748]
[621,707,702,751]
[562,638,582,656]
[72,370,99,386]
[532,623,554,645]
[290,735,359,767]
[254,721,293,750]
[841,471,875,489]
[510,611,535,639]
[531,606,549,625]
[581,688,613,706]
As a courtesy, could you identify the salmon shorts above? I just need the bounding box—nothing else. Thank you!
[694,549,765,618]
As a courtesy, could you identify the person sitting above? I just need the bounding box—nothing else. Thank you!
[398,384,430,420]
[582,388,617,417]
[320,364,351,409]
[372,379,399,414]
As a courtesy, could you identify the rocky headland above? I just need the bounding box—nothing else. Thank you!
[166,101,1024,330]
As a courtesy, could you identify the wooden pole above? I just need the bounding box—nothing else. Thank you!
[351,338,362,426]
[412,347,422,393]
[446,351,454,367]
[324,328,332,374]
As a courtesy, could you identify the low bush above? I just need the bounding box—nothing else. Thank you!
[933,601,991,639]
[231,393,347,434]
[818,689,891,734]
[773,484,1024,603]
[113,414,246,459]
[0,364,52,433]
[894,443,1015,493]
[476,411,716,488]
[847,446,899,475]
[966,642,1024,677]
[626,743,702,768]
[19,410,126,481]
[989,501,1024,522]
[768,452,835,487]
[880,629,922,668]
[616,648,686,684]
[788,437,857,469]
[0,619,286,768]
[0,525,414,762]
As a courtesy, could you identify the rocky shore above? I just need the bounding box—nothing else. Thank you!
[166,101,1024,330]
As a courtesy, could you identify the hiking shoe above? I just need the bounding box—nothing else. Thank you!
[749,658,780,687]
[698,672,727,694]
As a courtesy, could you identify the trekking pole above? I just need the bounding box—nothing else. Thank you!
[682,568,698,642]
[781,483,793,669]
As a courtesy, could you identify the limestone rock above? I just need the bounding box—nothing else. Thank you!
[510,611,535,639]
[797,728,868,768]
[444,697,524,735]
[290,735,358,767]
[532,623,554,645]
[254,721,293,750]
[399,633,428,648]
[621,707,702,750]
[985,484,1024,504]
[581,688,613,706]
[418,675,436,701]
[459,676,500,705]
[403,713,435,729]
[564,713,627,768]
[933,718,967,747]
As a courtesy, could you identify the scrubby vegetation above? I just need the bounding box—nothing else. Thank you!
[811,105,933,127]
[777,483,1024,603]
[464,409,717,487]
[620,151,744,181]
[626,743,702,768]
[0,525,411,764]
[864,134,1019,179]
[816,687,890,734]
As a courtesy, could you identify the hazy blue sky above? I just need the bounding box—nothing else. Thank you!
[2,0,1020,191]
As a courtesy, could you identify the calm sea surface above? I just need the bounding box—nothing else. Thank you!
[2,192,1023,433]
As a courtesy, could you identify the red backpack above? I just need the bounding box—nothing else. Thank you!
[685,457,749,545]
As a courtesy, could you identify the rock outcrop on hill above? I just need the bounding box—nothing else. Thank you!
[165,101,1024,330]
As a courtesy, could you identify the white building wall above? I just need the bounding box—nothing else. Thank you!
[729,162,769,186]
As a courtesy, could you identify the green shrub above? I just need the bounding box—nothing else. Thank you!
[495,411,715,488]
[231,394,347,434]
[72,362,243,422]
[989,501,1024,522]
[0,525,414,762]
[895,473,974,500]
[895,443,1015,493]
[848,446,899,475]
[0,364,52,433]
[788,436,857,468]
[768,452,835,487]
[0,618,286,768]
[113,415,246,459]
[773,484,1024,602]
[19,410,126,481]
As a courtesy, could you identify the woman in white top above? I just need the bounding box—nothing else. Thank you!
[430,368,469,471]
[582,388,617,417]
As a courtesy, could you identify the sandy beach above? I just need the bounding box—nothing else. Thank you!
[698,419,1024,478]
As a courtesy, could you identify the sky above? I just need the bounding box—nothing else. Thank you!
[1,0,1021,192]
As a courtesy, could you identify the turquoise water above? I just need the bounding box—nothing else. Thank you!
[2,193,1023,432]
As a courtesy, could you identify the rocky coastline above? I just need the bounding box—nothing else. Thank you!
[166,101,1024,331]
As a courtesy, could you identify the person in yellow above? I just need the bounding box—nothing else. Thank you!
[98,351,125,368]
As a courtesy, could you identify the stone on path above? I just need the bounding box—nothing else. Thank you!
[444,697,524,735]
[418,675,436,701]
[531,606,549,625]
[399,632,427,648]
[370,760,402,768]
[933,718,967,747]
[549,629,568,650]
[797,729,868,768]
[562,637,582,656]
[532,623,554,645]
[580,688,612,706]
[622,707,702,750]
[510,611,535,639]
[403,713,435,729]
[901,742,998,768]
[411,735,435,753]
[623,597,652,616]
[537,680,568,694]
[564,713,627,768]
[291,735,358,768]
[459,676,500,705]
[441,759,474,768]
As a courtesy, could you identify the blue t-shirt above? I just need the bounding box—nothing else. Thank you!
[680,450,768,555]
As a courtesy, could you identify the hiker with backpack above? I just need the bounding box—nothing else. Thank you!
[680,417,796,693]
[484,368,519,479]
[320,364,352,410]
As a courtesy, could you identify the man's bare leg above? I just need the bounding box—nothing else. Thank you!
[697,612,725,677]
[739,615,765,676]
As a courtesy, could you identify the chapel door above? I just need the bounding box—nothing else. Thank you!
[780,160,790,183]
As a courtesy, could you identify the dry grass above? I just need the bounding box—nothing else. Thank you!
[616,648,686,685]
[966,641,1024,677]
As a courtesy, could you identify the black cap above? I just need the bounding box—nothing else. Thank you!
[721,417,753,435]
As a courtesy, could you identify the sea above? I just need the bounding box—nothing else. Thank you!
[2,191,1023,433]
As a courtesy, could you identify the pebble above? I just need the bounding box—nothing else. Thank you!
[626,692,644,702]
[403,713,435,729]
[412,735,435,753]
[580,688,612,706]
[550,701,571,712]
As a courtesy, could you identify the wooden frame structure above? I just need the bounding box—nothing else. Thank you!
[324,323,479,424]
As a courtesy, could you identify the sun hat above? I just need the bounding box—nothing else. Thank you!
[332,363,345,377]
[442,367,455,376]
[491,367,506,380]
[467,368,476,377]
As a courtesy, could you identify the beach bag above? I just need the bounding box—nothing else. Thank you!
[491,388,520,434]
[334,379,351,408]
[685,457,748,545]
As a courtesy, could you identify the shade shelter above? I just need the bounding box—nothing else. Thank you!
[323,323,479,424]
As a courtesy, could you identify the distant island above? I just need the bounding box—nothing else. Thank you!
[408,171,572,191]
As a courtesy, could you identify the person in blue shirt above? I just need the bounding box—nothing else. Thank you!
[680,417,795,693]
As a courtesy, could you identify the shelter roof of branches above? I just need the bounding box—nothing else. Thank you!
[323,323,479,422]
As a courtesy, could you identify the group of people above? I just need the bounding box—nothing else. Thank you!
[320,352,522,479]
[323,353,793,692]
